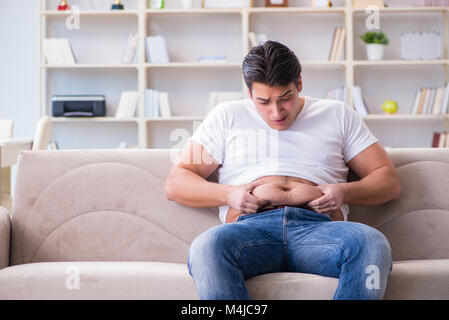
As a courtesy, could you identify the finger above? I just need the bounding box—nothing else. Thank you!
[246,194,269,207]
[314,200,336,210]
[241,203,259,214]
[315,206,339,214]
[308,195,330,207]
[246,181,263,193]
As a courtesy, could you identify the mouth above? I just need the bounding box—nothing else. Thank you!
[272,115,287,124]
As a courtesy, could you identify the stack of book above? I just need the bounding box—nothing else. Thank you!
[328,27,346,61]
[206,91,243,115]
[116,91,139,118]
[145,89,172,118]
[324,86,369,116]
[432,132,449,148]
[352,86,369,116]
[146,36,170,63]
[198,55,227,63]
[42,38,77,65]
[121,33,138,64]
[324,86,349,104]
[411,84,449,115]
[248,32,268,48]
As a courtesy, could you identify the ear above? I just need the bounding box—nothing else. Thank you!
[297,75,303,93]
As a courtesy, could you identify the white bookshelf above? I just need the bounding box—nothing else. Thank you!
[39,0,449,149]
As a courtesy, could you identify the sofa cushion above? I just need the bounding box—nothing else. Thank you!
[0,262,198,300]
[1,259,447,300]
[384,259,449,300]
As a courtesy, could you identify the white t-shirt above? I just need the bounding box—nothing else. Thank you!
[189,95,378,223]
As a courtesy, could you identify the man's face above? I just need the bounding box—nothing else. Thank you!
[249,79,303,130]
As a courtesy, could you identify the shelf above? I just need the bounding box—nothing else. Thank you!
[51,117,139,122]
[145,116,204,122]
[146,8,242,15]
[352,6,449,13]
[39,0,449,149]
[353,60,449,66]
[41,10,138,16]
[145,62,242,68]
[41,64,139,69]
[363,114,448,120]
[301,60,346,67]
[249,7,346,14]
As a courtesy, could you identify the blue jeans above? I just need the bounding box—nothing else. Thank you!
[187,206,392,300]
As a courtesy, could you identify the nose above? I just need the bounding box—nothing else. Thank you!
[270,103,284,119]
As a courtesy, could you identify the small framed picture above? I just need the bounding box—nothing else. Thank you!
[313,0,331,7]
[265,0,288,7]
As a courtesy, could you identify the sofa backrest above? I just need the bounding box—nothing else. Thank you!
[10,149,220,266]
[348,148,449,261]
[10,148,449,265]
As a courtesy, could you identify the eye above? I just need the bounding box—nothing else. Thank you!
[280,96,291,102]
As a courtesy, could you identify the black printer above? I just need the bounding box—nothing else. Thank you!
[52,95,106,117]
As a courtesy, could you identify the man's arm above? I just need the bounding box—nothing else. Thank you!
[165,141,229,207]
[165,141,268,213]
[308,143,401,213]
[342,142,401,206]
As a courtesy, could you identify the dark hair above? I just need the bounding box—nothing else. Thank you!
[242,40,302,94]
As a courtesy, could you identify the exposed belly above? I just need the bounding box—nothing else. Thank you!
[226,175,343,223]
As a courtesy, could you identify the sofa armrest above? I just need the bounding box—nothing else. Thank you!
[0,205,10,269]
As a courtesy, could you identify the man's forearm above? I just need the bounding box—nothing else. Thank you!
[165,167,231,208]
[341,166,401,206]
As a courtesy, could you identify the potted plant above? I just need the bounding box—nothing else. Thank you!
[360,31,389,61]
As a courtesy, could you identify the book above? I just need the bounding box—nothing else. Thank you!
[159,92,172,117]
[248,32,268,48]
[248,32,258,48]
[116,91,139,118]
[324,86,349,104]
[442,83,449,115]
[438,132,447,148]
[42,38,77,65]
[411,89,421,115]
[416,88,427,114]
[198,55,227,63]
[352,86,369,116]
[207,91,243,115]
[431,87,445,115]
[334,27,346,61]
[328,28,339,61]
[121,33,138,64]
[145,89,171,118]
[146,36,170,63]
[432,132,441,148]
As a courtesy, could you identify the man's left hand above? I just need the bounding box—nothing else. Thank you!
[307,184,345,214]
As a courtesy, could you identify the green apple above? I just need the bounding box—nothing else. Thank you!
[381,99,398,114]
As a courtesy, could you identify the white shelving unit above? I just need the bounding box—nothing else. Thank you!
[39,0,449,149]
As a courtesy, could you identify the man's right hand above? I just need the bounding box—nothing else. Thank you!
[227,181,270,215]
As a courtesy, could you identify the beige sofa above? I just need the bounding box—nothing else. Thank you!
[0,148,448,299]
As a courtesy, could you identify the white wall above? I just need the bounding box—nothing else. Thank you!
[0,0,39,139]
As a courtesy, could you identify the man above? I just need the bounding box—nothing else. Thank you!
[165,41,401,300]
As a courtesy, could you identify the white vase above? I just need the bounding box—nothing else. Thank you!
[182,0,194,9]
[366,43,385,61]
